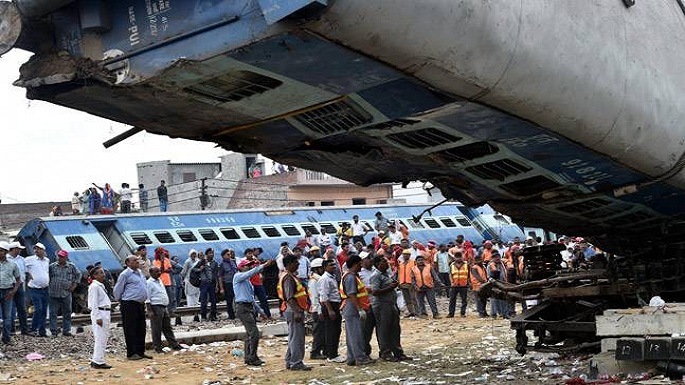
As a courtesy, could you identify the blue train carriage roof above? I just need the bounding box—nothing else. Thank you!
[16,203,522,272]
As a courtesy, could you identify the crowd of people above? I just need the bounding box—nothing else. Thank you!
[50,180,170,217]
[0,211,600,372]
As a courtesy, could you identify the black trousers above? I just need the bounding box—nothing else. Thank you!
[362,307,377,356]
[223,283,235,319]
[448,286,468,316]
[311,312,326,357]
[236,302,260,363]
[120,300,146,357]
[322,301,342,359]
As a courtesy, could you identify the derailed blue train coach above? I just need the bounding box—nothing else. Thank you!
[16,203,525,274]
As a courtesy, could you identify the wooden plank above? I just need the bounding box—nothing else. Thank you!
[596,313,685,336]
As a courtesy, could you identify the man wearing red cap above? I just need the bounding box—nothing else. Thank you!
[48,250,80,336]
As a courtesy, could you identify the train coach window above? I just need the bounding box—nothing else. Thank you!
[154,231,176,244]
[242,227,261,239]
[405,218,425,229]
[455,217,472,227]
[176,230,197,242]
[320,223,337,234]
[493,214,510,224]
[262,226,281,237]
[66,236,89,250]
[424,218,441,229]
[282,225,301,236]
[439,217,457,228]
[301,224,320,235]
[199,229,219,241]
[130,232,152,245]
[220,227,240,240]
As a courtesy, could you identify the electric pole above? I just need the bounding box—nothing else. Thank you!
[200,178,209,210]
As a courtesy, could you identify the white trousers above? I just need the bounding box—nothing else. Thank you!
[91,312,111,364]
[185,281,200,306]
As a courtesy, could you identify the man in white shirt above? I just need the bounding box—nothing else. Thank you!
[146,267,182,353]
[351,215,370,246]
[25,243,50,337]
[387,225,403,246]
[119,183,133,213]
[316,229,331,248]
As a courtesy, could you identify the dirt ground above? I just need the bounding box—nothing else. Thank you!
[0,313,584,385]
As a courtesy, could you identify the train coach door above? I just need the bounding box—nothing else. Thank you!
[92,220,131,265]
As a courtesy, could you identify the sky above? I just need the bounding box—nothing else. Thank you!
[0,49,228,203]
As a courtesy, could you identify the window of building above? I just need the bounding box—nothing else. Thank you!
[439,217,457,228]
[320,201,335,206]
[198,229,219,241]
[154,231,176,243]
[130,232,153,245]
[306,202,316,207]
[176,230,197,242]
[182,172,196,183]
[455,217,472,227]
[66,236,89,250]
[241,227,261,239]
[376,199,388,204]
[220,227,240,240]
[424,218,441,229]
[282,225,301,236]
[301,224,320,235]
[352,198,366,205]
[262,226,281,237]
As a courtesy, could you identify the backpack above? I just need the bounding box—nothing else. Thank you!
[189,268,201,287]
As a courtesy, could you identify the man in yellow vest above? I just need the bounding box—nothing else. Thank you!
[447,252,469,318]
[278,254,312,371]
[340,255,375,366]
[410,255,444,319]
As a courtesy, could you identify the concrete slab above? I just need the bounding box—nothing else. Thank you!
[596,313,685,336]
[600,338,617,352]
[144,322,288,348]
[590,352,656,376]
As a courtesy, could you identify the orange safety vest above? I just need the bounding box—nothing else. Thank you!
[450,262,469,287]
[153,258,172,286]
[517,255,525,278]
[470,264,487,291]
[397,259,415,285]
[339,272,370,311]
[504,250,516,270]
[411,265,434,289]
[482,248,493,263]
[277,273,311,312]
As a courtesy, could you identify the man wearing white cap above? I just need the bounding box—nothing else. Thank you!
[25,243,50,337]
[7,242,28,335]
[0,241,21,344]
[180,249,201,309]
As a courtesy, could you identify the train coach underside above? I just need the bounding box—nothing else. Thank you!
[8,1,685,352]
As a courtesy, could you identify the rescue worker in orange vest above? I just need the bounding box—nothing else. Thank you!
[486,251,508,319]
[340,255,375,366]
[410,255,444,319]
[504,245,519,284]
[152,247,176,316]
[396,249,418,317]
[481,240,494,263]
[447,251,469,318]
[470,255,489,318]
[278,254,312,371]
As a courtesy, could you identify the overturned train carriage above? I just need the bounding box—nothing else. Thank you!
[3,0,685,350]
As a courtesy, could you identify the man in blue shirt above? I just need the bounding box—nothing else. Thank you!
[233,258,275,366]
[113,255,150,360]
